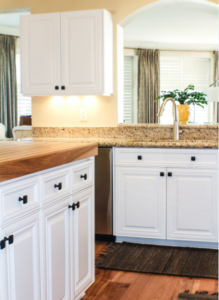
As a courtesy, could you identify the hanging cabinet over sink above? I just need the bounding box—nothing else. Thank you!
[20,9,113,96]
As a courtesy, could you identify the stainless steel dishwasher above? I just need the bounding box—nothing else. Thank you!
[95,147,114,240]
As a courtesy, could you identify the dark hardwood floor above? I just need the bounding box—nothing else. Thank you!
[82,241,218,300]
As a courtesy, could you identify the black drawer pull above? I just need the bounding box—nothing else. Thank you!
[191,156,196,161]
[160,172,165,177]
[1,235,14,250]
[80,174,87,180]
[54,183,62,190]
[19,195,28,204]
[76,201,80,209]
[138,155,142,160]
[55,86,59,90]
[61,86,65,90]
[168,172,172,177]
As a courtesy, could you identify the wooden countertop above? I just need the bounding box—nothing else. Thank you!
[0,141,98,183]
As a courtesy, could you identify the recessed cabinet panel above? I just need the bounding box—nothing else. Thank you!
[41,197,70,300]
[61,10,102,94]
[114,167,166,239]
[21,13,60,95]
[71,188,94,299]
[167,168,218,242]
[0,176,40,224]
[41,167,71,206]
[0,212,41,300]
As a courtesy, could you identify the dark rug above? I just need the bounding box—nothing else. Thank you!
[96,242,218,279]
[177,290,218,299]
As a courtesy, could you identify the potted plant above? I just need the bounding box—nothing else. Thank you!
[155,85,207,124]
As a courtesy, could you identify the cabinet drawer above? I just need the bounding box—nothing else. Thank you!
[41,168,70,206]
[115,148,218,168]
[0,176,40,224]
[71,161,93,193]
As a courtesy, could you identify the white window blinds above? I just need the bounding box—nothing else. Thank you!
[16,54,32,125]
[160,57,211,124]
[123,56,134,123]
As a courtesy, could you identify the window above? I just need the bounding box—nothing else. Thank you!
[160,55,212,124]
[16,53,32,125]
[123,54,138,123]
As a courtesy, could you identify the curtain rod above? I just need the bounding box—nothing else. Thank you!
[0,34,19,38]
[124,47,215,52]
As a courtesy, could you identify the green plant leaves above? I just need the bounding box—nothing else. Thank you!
[155,84,207,108]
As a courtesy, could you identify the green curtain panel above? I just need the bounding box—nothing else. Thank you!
[213,51,218,123]
[137,49,160,124]
[0,35,18,138]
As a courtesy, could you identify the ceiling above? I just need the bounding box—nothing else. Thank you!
[124,1,219,51]
[0,12,30,28]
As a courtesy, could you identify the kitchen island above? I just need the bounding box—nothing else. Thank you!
[0,141,98,300]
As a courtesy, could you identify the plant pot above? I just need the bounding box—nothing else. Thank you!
[173,104,190,125]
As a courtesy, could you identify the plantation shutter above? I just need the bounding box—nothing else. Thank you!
[183,59,210,124]
[16,54,32,125]
[123,56,133,123]
[160,59,182,124]
[160,57,211,124]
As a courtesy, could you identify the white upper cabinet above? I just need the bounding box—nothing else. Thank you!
[21,9,113,96]
[21,13,61,96]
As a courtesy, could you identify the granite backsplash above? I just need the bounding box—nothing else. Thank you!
[33,124,218,141]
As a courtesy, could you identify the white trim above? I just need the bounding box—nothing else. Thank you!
[119,0,218,28]
[0,25,19,36]
[115,236,218,249]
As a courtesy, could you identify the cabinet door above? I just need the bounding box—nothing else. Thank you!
[21,13,60,95]
[114,167,166,239]
[0,212,41,300]
[41,197,70,300]
[167,168,218,242]
[61,10,103,95]
[70,188,94,300]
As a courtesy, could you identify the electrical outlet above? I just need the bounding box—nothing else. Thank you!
[80,108,87,121]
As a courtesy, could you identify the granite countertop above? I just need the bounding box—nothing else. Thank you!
[33,137,218,149]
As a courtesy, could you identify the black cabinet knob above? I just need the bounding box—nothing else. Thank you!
[68,202,80,211]
[138,155,142,160]
[19,195,28,204]
[160,172,165,177]
[69,204,76,210]
[61,86,65,90]
[1,235,14,250]
[168,172,172,177]
[54,183,62,190]
[55,86,59,90]
[80,174,87,180]
[191,156,196,161]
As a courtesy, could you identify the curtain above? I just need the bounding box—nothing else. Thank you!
[137,49,160,123]
[213,51,218,123]
[0,35,18,138]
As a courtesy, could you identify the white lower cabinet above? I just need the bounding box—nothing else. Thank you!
[0,158,95,300]
[114,148,218,246]
[0,212,41,300]
[115,167,166,239]
[71,188,94,300]
[167,168,218,242]
[41,197,71,300]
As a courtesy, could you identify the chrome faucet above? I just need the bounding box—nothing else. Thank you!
[157,97,179,141]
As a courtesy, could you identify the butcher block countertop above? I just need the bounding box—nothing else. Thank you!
[0,141,98,183]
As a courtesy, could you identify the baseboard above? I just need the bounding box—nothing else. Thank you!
[115,236,218,249]
[95,234,116,242]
